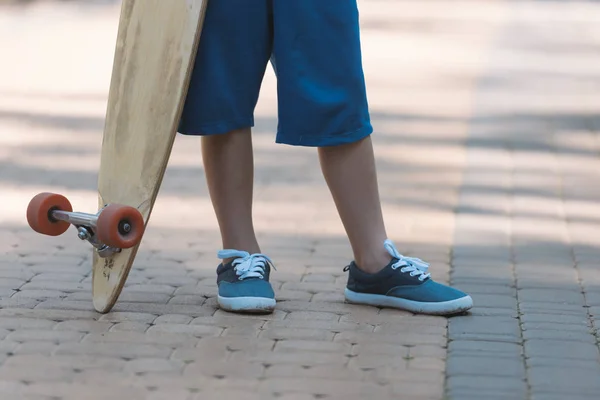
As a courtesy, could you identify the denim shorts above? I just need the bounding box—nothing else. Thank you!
[178,0,373,147]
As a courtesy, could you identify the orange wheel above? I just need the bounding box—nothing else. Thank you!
[26,192,73,236]
[96,204,144,249]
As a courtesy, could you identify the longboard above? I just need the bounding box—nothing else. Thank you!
[26,0,208,313]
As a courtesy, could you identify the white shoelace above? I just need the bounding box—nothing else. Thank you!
[217,249,275,280]
[384,239,431,281]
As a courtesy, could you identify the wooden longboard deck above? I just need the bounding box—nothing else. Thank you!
[92,0,208,313]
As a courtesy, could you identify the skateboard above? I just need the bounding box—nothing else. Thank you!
[26,0,208,313]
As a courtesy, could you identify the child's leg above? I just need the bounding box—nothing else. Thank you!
[180,0,271,258]
[272,0,473,315]
[201,128,260,259]
[318,136,390,273]
[179,0,276,313]
[272,0,387,272]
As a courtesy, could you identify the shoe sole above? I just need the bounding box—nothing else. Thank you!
[218,295,276,314]
[344,288,473,316]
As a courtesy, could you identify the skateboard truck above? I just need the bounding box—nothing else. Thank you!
[26,193,144,257]
[57,210,122,258]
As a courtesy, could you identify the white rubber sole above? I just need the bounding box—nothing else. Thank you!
[344,289,473,315]
[218,295,276,313]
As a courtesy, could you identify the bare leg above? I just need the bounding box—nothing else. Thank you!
[201,128,260,261]
[318,136,391,273]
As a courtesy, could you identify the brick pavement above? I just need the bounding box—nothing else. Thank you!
[446,2,600,399]
[0,1,599,399]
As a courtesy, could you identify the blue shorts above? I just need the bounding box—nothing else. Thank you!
[178,0,373,147]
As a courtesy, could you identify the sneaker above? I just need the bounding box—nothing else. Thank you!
[343,240,473,315]
[216,249,276,313]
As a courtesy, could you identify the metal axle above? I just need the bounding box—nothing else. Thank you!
[52,210,98,228]
[51,209,121,258]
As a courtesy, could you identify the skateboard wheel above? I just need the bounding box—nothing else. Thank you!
[96,204,144,249]
[26,192,73,236]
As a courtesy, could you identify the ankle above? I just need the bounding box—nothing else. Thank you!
[355,251,393,274]
[220,238,261,265]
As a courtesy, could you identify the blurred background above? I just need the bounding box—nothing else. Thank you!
[0,1,599,399]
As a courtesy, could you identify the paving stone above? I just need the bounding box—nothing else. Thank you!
[0,309,97,321]
[584,291,600,307]
[451,395,519,400]
[455,284,516,296]
[374,321,446,335]
[0,342,19,355]
[12,290,68,301]
[275,300,355,314]
[34,300,96,312]
[84,331,198,347]
[13,342,58,356]
[98,312,157,324]
[0,317,56,330]
[466,307,519,317]
[446,376,528,397]
[449,342,524,364]
[335,331,447,347]
[265,365,365,384]
[192,316,265,330]
[523,321,593,333]
[232,349,348,367]
[260,328,335,342]
[30,273,85,283]
[448,316,521,341]
[371,367,444,386]
[447,355,525,377]
[528,366,600,394]
[183,361,265,380]
[146,323,222,338]
[280,282,340,293]
[6,330,84,343]
[110,291,172,304]
[258,378,390,398]
[518,302,589,316]
[167,295,206,306]
[518,288,585,305]
[125,358,185,374]
[524,339,599,360]
[354,342,430,357]
[526,357,600,370]
[0,364,75,383]
[274,340,351,354]
[0,280,28,290]
[274,290,313,301]
[285,311,340,322]
[53,320,114,333]
[109,322,151,333]
[123,284,176,295]
[530,393,600,400]
[521,313,590,325]
[20,281,89,293]
[338,309,410,325]
[301,274,336,283]
[522,328,596,343]
[22,382,148,399]
[264,319,374,333]
[407,356,446,371]
[173,337,275,363]
[154,314,194,325]
[468,294,517,309]
[55,342,173,359]
[110,303,215,317]
[349,353,407,370]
